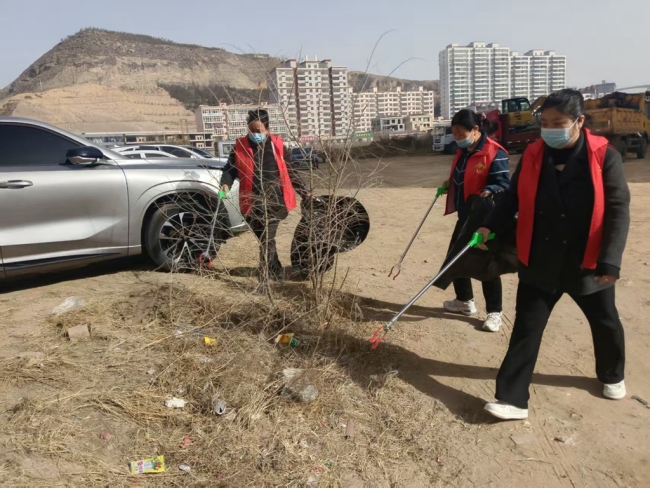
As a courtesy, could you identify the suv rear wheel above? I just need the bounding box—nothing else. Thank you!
[144,202,225,271]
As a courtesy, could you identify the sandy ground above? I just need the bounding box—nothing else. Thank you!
[1,152,649,486]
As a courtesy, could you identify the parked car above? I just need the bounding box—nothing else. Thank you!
[122,150,176,159]
[181,145,217,159]
[0,117,247,278]
[290,146,324,169]
[114,144,200,158]
[115,144,228,163]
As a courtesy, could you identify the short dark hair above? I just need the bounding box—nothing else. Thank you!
[451,109,483,132]
[540,89,584,120]
[247,109,270,129]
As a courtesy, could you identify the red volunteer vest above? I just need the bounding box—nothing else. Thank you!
[517,129,607,269]
[445,137,506,215]
[233,134,297,215]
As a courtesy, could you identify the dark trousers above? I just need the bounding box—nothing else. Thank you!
[246,216,282,278]
[496,282,626,409]
[453,277,503,313]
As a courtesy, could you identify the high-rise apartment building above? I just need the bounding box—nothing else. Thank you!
[350,89,379,134]
[268,58,351,138]
[439,42,567,118]
[511,50,567,100]
[350,86,435,133]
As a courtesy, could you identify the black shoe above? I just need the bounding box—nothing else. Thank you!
[270,263,286,281]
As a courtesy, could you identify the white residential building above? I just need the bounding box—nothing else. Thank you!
[350,89,379,134]
[439,42,567,118]
[512,50,567,100]
[195,103,288,140]
[268,58,351,138]
[350,86,435,133]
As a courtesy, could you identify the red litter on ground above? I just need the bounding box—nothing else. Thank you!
[179,435,194,449]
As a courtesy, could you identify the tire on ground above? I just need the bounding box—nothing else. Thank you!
[637,137,648,159]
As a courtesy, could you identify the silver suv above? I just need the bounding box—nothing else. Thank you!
[0,117,246,279]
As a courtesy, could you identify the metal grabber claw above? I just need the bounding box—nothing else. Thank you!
[388,183,448,280]
[373,231,494,349]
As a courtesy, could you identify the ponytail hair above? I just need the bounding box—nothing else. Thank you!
[451,109,483,133]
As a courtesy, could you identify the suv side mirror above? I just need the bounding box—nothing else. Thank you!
[66,146,104,165]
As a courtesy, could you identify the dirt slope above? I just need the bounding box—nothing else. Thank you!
[5,84,196,133]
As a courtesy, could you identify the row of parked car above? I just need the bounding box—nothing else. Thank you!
[112,143,325,169]
[112,144,228,162]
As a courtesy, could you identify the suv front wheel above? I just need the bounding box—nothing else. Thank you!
[144,202,225,271]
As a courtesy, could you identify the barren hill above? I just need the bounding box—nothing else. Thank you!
[349,71,438,94]
[0,28,279,132]
[1,28,278,99]
[0,28,439,132]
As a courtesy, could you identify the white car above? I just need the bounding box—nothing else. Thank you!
[122,150,178,159]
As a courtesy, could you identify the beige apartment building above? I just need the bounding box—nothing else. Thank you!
[351,86,435,133]
[268,58,351,139]
[404,114,434,132]
[195,103,289,140]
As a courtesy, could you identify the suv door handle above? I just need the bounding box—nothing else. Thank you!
[0,180,34,189]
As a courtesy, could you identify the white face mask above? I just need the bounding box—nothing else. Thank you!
[541,118,580,149]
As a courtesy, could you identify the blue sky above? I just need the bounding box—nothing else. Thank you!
[1,0,649,89]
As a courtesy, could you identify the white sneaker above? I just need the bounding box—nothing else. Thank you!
[484,401,529,420]
[603,380,626,400]
[482,312,503,332]
[443,299,477,316]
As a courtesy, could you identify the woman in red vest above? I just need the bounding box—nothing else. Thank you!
[443,109,511,332]
[220,109,310,289]
[476,89,631,420]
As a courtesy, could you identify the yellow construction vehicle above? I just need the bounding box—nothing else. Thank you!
[584,91,650,161]
[483,96,544,152]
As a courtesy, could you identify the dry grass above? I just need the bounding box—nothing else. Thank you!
[0,274,464,486]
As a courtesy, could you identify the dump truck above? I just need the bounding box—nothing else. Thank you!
[482,96,545,153]
[584,91,650,161]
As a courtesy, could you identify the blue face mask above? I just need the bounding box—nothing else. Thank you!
[456,136,473,149]
[541,119,579,149]
[456,131,476,149]
[248,133,267,144]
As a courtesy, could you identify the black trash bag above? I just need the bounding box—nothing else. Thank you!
[290,195,370,276]
[433,193,518,290]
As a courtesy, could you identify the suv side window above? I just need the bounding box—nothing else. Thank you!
[169,148,192,157]
[0,124,80,166]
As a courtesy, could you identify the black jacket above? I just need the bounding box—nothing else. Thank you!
[220,138,308,219]
[486,131,631,296]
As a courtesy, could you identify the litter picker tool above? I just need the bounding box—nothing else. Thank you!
[371,231,494,349]
[389,183,448,280]
[199,190,229,267]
